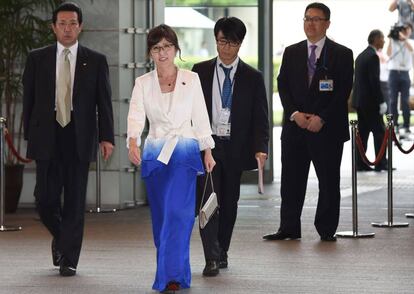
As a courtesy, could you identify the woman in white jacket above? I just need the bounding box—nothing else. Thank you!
[127,24,215,292]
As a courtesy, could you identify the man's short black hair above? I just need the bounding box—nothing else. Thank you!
[305,2,331,20]
[368,30,383,45]
[53,2,83,25]
[214,17,246,43]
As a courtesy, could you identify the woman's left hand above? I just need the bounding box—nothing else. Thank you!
[255,152,268,169]
[204,149,216,172]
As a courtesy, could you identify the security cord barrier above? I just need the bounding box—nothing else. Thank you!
[0,118,22,232]
[391,129,414,154]
[88,113,116,213]
[336,120,375,238]
[355,126,389,167]
[371,115,409,228]
[390,126,414,218]
[4,131,32,163]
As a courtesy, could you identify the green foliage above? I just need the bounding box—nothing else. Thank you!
[0,0,61,164]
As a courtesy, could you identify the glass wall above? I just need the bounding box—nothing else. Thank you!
[165,0,258,70]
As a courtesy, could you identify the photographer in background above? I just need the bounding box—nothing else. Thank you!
[389,0,414,35]
[387,23,413,133]
[387,24,413,133]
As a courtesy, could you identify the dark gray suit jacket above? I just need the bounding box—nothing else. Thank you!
[192,58,269,170]
[352,46,384,111]
[278,38,354,143]
[23,44,114,161]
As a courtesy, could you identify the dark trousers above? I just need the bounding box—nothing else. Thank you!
[356,109,387,169]
[389,70,411,128]
[380,81,390,111]
[34,120,89,268]
[280,132,344,237]
[197,137,242,261]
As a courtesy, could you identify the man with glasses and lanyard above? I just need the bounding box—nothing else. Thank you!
[193,17,269,277]
[263,2,353,242]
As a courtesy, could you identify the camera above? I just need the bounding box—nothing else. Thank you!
[388,25,405,40]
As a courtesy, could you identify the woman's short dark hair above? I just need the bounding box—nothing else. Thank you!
[214,17,246,43]
[147,24,181,58]
[305,2,331,20]
[53,2,83,25]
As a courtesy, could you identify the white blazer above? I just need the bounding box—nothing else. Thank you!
[127,68,214,164]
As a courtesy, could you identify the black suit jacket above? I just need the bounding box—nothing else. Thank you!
[22,44,114,162]
[192,58,269,170]
[352,46,384,111]
[277,38,354,142]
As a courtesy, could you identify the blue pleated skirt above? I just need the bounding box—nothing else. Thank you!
[141,138,204,292]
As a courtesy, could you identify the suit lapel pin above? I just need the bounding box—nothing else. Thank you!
[182,82,186,85]
[83,63,87,66]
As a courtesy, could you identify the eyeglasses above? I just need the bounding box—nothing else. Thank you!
[56,21,79,30]
[216,39,240,47]
[303,16,328,23]
[150,43,175,53]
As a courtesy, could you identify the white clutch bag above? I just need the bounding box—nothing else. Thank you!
[199,172,219,229]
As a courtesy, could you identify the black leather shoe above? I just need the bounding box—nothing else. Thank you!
[51,238,62,266]
[202,260,219,277]
[219,251,228,269]
[263,230,300,240]
[59,259,76,277]
[320,235,337,242]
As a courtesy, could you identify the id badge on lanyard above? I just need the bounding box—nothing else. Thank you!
[217,123,231,137]
[216,63,235,137]
[319,79,333,91]
[218,108,231,124]
[217,108,231,137]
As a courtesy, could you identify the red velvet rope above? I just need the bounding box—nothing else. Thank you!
[355,128,389,166]
[391,128,414,154]
[4,130,32,163]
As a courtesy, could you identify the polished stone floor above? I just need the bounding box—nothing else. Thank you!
[1,128,414,293]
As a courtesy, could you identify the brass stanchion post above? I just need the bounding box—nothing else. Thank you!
[337,120,374,238]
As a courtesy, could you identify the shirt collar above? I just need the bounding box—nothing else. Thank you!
[57,41,78,57]
[217,56,239,70]
[369,45,377,52]
[307,36,326,50]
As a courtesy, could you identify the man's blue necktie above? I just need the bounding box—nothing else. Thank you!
[307,44,317,84]
[220,64,233,108]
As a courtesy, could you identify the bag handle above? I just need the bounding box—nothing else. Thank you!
[199,172,215,212]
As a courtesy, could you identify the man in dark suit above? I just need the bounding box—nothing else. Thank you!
[193,17,269,276]
[22,2,114,276]
[352,30,388,172]
[263,2,353,242]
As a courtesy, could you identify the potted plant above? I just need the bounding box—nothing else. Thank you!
[0,0,61,212]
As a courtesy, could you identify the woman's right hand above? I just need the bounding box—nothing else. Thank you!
[128,138,142,166]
